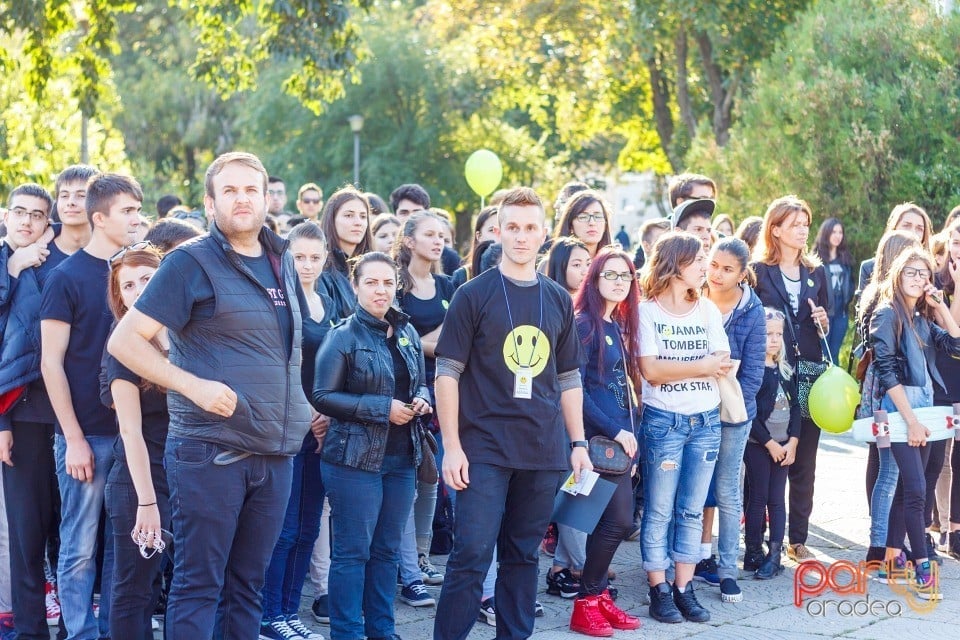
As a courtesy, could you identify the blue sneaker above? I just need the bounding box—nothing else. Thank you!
[693,555,721,586]
[399,580,435,607]
[915,560,943,601]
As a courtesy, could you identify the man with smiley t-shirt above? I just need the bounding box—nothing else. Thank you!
[433,187,591,640]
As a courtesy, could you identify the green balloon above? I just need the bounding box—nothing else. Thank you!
[809,365,859,434]
[464,149,503,197]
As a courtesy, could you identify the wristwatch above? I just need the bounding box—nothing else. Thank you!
[569,440,589,450]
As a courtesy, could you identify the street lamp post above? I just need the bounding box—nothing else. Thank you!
[348,114,364,186]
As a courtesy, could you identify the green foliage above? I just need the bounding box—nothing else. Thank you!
[687,0,960,261]
[0,0,371,125]
[0,32,128,191]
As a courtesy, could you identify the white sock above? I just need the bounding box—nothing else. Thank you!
[701,543,713,560]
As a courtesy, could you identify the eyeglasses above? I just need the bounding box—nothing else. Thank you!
[903,267,932,280]
[599,270,633,282]
[110,241,155,265]
[574,213,604,224]
[300,198,321,205]
[8,207,48,223]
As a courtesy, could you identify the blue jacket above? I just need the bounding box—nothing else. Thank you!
[722,284,767,422]
[0,244,44,395]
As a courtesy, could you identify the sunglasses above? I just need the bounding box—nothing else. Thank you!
[110,241,155,265]
[300,198,321,205]
[764,310,786,321]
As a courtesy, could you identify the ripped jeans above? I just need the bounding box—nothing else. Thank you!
[640,404,721,572]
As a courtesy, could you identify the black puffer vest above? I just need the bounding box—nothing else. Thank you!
[165,223,311,455]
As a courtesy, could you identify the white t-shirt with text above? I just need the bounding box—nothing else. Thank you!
[639,297,730,415]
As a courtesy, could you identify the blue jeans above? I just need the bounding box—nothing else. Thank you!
[640,405,721,572]
[164,437,292,640]
[323,455,416,640]
[399,479,438,586]
[827,312,848,364]
[55,434,115,640]
[714,422,750,580]
[262,437,325,621]
[434,464,563,640]
[869,384,933,547]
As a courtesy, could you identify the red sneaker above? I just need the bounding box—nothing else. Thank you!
[45,581,60,627]
[540,522,558,557]
[598,589,642,630]
[569,595,614,637]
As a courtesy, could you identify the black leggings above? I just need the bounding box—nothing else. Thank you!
[953,438,960,526]
[579,471,634,596]
[866,443,879,514]
[743,442,788,548]
[886,442,930,561]
[924,439,946,528]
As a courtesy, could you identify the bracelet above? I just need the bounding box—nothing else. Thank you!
[138,502,157,507]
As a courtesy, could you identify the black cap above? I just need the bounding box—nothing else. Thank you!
[670,198,716,230]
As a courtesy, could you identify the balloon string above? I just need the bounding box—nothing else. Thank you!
[481,196,485,209]
[813,315,835,367]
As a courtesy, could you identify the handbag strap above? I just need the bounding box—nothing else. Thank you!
[617,331,637,436]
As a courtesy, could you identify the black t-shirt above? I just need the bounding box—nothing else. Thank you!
[934,276,960,405]
[135,247,294,359]
[40,249,116,436]
[398,274,455,387]
[301,293,337,400]
[100,348,168,467]
[436,268,582,471]
[239,252,292,358]
[10,240,71,424]
[385,335,414,456]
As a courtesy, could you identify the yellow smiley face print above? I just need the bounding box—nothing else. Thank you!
[502,325,551,377]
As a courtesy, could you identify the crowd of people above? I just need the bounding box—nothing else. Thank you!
[0,153,958,640]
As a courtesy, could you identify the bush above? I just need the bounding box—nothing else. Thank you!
[686,0,960,262]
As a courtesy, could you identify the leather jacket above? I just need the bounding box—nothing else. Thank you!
[869,303,960,394]
[312,305,429,472]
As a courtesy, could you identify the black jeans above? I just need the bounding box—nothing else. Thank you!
[434,463,563,640]
[2,420,59,640]
[788,417,821,545]
[744,442,788,547]
[923,439,946,528]
[579,471,633,596]
[886,442,931,561]
[105,462,170,640]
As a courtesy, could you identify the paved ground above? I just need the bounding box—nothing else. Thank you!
[78,431,959,639]
[308,432,960,639]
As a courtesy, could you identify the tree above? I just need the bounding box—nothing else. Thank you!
[0,0,373,128]
[633,0,811,171]
[686,0,960,261]
[0,32,128,190]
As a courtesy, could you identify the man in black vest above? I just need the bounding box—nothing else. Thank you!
[108,151,311,639]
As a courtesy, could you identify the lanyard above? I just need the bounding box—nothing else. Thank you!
[499,271,543,368]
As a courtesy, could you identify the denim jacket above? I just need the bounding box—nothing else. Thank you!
[312,305,429,472]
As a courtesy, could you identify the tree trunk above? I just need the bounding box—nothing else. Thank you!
[694,30,735,147]
[644,49,680,173]
[675,25,697,140]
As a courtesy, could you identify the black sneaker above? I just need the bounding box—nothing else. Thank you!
[648,582,683,623]
[545,568,580,598]
[949,531,960,561]
[693,555,720,586]
[926,533,943,565]
[673,582,710,622]
[720,578,743,603]
[477,598,495,627]
[311,594,329,624]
